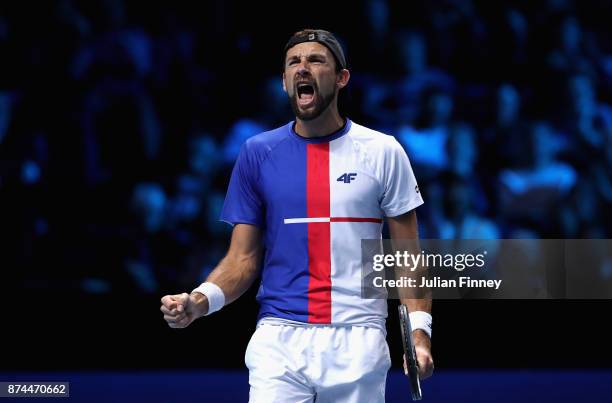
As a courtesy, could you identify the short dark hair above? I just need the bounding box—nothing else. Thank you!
[283,29,347,72]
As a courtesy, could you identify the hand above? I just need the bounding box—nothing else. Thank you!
[160,292,208,328]
[413,329,434,379]
[403,329,434,380]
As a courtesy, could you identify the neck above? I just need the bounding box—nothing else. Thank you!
[294,103,345,138]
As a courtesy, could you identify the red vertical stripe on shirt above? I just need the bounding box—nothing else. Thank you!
[306,143,331,323]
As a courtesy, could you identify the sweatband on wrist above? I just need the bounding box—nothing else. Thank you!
[409,311,432,339]
[192,282,225,315]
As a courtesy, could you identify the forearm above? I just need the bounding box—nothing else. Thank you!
[398,261,432,315]
[401,295,431,314]
[400,274,432,343]
[392,233,431,313]
[387,210,432,320]
[189,224,262,318]
[189,254,259,318]
[396,245,432,338]
[206,252,260,305]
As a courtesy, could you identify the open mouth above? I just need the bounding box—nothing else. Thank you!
[296,82,315,105]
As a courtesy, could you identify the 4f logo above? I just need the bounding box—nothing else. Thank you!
[337,173,357,183]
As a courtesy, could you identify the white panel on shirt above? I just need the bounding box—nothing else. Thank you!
[328,122,423,328]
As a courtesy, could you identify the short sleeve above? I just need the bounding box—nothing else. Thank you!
[380,138,424,217]
[220,142,264,227]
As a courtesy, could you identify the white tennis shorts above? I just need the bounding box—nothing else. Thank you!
[245,321,391,403]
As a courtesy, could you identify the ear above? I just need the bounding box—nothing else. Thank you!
[336,69,350,90]
[282,72,287,93]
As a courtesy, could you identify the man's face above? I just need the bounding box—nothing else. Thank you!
[283,42,339,121]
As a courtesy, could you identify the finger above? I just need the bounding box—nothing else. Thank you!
[176,315,191,327]
[419,362,434,379]
[164,313,186,323]
[176,293,189,313]
[403,354,408,375]
[417,354,434,379]
[168,316,189,329]
[160,305,178,316]
[164,314,178,323]
[161,295,178,309]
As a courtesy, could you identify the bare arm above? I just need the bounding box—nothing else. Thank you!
[387,209,434,379]
[160,223,262,327]
[386,210,432,314]
[205,223,262,305]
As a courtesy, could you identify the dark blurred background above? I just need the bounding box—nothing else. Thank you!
[1,0,612,373]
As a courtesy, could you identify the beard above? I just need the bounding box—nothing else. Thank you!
[288,84,336,121]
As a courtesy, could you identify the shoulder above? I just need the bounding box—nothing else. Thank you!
[348,121,404,155]
[242,122,293,160]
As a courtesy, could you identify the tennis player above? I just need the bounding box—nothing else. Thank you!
[161,28,434,402]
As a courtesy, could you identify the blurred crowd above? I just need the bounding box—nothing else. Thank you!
[1,0,611,294]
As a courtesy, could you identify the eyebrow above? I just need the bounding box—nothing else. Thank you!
[286,52,328,64]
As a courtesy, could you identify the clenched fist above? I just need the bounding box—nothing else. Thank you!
[403,329,434,380]
[160,292,208,328]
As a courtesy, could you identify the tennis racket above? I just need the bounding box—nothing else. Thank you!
[398,304,422,400]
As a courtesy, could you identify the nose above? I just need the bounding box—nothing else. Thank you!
[297,64,310,76]
[296,58,311,76]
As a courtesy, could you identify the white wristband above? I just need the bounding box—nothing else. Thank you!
[192,282,225,315]
[409,311,432,339]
